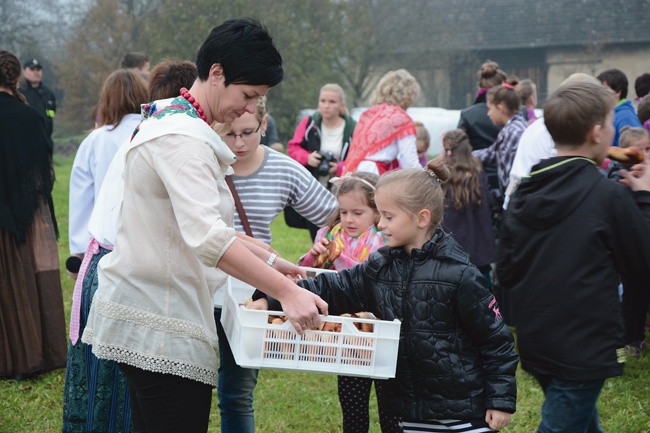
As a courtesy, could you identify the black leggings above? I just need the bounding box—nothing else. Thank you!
[337,375,401,433]
[119,364,213,433]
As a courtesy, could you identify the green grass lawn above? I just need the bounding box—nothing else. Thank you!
[0,155,649,432]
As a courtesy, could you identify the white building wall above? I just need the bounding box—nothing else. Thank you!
[547,45,650,98]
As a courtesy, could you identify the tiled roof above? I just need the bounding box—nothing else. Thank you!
[387,0,650,51]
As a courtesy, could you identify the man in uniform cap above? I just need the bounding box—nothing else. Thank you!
[22,58,56,153]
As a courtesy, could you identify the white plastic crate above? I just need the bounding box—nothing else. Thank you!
[220,270,401,379]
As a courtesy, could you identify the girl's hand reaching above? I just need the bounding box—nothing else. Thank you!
[485,409,511,431]
[246,298,269,310]
[308,238,330,257]
[619,158,650,192]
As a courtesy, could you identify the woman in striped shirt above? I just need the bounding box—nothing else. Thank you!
[212,97,337,433]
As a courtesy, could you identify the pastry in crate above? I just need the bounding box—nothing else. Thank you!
[261,312,376,362]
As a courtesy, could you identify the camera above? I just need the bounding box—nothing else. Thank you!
[317,151,337,176]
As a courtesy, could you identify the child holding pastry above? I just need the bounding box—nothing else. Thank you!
[607,125,650,359]
[298,172,397,433]
[253,160,518,432]
[608,126,649,181]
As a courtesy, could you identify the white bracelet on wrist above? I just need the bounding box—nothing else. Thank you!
[266,253,277,267]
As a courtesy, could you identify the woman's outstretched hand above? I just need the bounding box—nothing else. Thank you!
[271,256,307,282]
[276,287,328,335]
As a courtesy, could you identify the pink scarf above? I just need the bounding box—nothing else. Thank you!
[300,224,386,271]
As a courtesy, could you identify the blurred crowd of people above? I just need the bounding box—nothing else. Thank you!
[1,17,650,433]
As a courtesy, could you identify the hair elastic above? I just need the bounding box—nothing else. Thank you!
[329,173,376,190]
[424,168,444,184]
[502,83,516,90]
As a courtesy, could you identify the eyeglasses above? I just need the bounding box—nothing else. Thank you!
[223,122,261,144]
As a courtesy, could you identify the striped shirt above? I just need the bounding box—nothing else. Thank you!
[400,419,495,433]
[231,146,337,244]
[472,112,528,193]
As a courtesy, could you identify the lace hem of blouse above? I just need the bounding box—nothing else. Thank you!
[94,298,219,346]
[82,298,220,386]
[85,327,218,386]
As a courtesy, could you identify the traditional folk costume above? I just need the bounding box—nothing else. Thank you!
[64,97,230,431]
[0,92,67,379]
[68,114,141,255]
[342,103,420,175]
[62,114,143,433]
[81,96,236,385]
[62,242,124,433]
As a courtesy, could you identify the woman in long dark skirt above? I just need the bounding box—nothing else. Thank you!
[0,50,67,380]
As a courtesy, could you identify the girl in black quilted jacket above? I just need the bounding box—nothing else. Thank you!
[253,159,518,432]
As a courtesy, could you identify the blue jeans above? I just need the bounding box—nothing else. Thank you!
[535,375,605,433]
[214,308,259,433]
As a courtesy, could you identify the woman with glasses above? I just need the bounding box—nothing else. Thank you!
[211,97,337,433]
[215,98,337,244]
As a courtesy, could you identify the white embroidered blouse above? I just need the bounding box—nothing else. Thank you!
[82,99,237,386]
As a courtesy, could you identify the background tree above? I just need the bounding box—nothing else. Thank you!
[0,0,58,56]
[136,0,346,141]
[49,0,449,141]
[256,0,348,140]
[54,0,153,132]
[136,0,242,65]
[0,0,76,100]
[328,0,404,106]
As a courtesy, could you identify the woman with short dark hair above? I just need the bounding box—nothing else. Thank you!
[82,19,327,433]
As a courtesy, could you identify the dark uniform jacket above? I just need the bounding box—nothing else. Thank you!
[21,81,56,152]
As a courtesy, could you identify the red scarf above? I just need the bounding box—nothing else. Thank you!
[342,103,416,175]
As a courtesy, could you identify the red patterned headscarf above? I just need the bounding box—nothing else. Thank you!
[342,103,416,175]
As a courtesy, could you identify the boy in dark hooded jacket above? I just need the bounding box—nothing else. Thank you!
[498,81,650,433]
